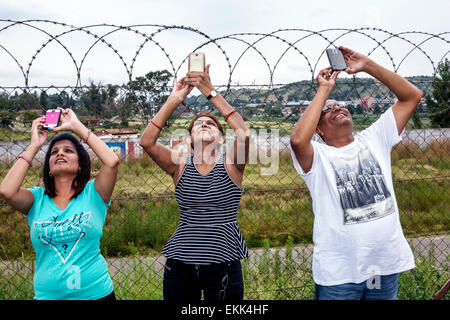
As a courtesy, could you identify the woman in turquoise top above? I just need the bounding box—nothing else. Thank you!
[0,107,119,300]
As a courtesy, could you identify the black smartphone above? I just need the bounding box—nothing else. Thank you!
[326,48,348,71]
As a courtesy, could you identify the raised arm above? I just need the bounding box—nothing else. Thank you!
[0,117,48,214]
[185,65,250,172]
[139,77,193,180]
[52,108,119,204]
[339,46,423,134]
[290,67,340,173]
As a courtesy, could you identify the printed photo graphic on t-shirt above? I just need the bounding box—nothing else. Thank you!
[32,212,92,264]
[330,144,394,225]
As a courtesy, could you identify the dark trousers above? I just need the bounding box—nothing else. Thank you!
[163,258,244,301]
[97,290,116,301]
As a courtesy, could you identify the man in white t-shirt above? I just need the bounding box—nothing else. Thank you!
[290,46,423,300]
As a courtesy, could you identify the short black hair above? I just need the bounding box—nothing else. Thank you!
[43,133,91,199]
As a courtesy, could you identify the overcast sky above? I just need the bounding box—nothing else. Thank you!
[1,0,449,89]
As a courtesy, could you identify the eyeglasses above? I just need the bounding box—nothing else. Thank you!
[193,119,218,127]
[321,104,345,117]
[322,104,336,113]
[218,273,229,300]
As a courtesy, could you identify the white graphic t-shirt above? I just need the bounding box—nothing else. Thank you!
[290,107,415,286]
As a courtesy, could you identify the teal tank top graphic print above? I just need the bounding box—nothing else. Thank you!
[26,180,113,300]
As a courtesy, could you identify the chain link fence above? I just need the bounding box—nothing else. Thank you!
[0,20,448,300]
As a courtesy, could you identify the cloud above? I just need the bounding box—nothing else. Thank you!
[0,0,448,86]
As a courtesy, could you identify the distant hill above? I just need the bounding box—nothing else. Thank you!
[184,76,433,108]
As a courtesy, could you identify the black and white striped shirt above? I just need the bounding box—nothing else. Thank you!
[162,153,249,264]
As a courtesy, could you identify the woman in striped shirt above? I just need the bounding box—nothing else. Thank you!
[139,64,250,301]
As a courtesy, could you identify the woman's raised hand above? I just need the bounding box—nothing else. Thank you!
[30,116,48,150]
[185,64,214,97]
[169,77,194,102]
[52,107,83,133]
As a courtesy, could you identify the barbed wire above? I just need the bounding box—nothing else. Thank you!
[1,20,449,88]
[0,20,448,300]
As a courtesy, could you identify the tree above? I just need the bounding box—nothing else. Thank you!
[373,104,382,115]
[0,94,9,110]
[264,104,283,118]
[0,110,14,128]
[77,82,108,118]
[39,91,48,109]
[355,104,365,114]
[411,109,423,129]
[46,90,75,110]
[18,91,39,110]
[127,70,172,120]
[101,84,119,119]
[426,59,450,128]
[105,95,134,125]
[346,104,356,115]
[23,111,40,126]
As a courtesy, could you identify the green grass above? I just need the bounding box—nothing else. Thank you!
[110,252,164,300]
[100,198,179,256]
[0,257,34,300]
[0,133,448,300]
[398,244,450,300]
[0,143,449,259]
[0,237,447,300]
[0,128,30,142]
[1,179,446,260]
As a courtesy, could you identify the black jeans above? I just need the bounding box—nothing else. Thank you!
[163,258,244,301]
[97,290,116,301]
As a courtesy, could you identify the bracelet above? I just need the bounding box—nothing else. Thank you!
[224,110,236,121]
[18,155,32,167]
[83,130,91,143]
[151,120,163,130]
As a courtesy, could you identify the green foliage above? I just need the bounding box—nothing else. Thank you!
[0,110,14,128]
[0,75,435,126]
[0,94,9,110]
[76,82,111,118]
[22,111,40,125]
[264,104,283,117]
[0,237,447,300]
[398,245,449,300]
[39,91,48,109]
[373,104,382,115]
[127,70,172,118]
[17,92,39,110]
[355,104,365,114]
[426,59,450,128]
[411,109,423,129]
[0,147,448,260]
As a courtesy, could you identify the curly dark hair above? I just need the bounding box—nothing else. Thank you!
[43,133,91,199]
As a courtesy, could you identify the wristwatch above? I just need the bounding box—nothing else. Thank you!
[206,90,217,100]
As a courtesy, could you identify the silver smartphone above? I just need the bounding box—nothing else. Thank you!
[188,52,205,72]
[326,48,348,71]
